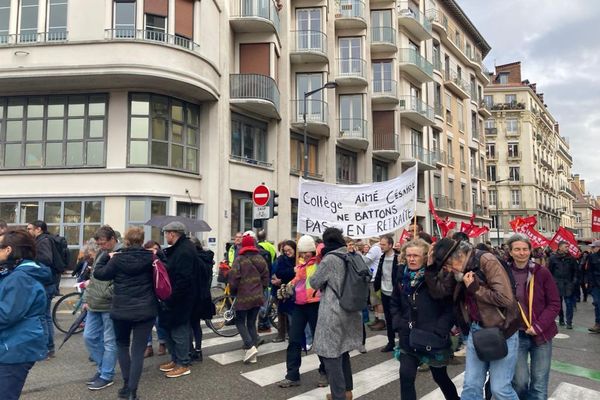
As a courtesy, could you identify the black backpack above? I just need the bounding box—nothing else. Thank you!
[327,252,372,312]
[50,234,69,273]
[471,250,516,296]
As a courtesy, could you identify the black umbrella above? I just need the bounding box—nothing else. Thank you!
[58,308,87,350]
[145,215,212,232]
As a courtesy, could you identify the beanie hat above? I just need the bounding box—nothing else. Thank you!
[239,234,259,255]
[243,230,257,239]
[297,235,316,253]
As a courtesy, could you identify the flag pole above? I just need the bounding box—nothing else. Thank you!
[413,164,418,239]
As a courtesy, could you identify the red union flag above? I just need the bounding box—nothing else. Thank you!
[398,229,412,245]
[520,225,550,249]
[549,227,580,258]
[592,210,600,233]
[509,215,537,232]
[429,197,456,237]
[468,225,490,239]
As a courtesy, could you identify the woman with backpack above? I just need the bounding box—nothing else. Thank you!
[93,227,160,400]
[390,239,459,400]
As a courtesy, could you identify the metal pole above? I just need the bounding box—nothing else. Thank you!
[496,195,500,248]
[303,94,308,179]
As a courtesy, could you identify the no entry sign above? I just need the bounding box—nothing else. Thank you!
[253,185,270,206]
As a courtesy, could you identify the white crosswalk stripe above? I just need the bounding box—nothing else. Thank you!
[549,382,600,400]
[210,340,288,365]
[201,330,270,349]
[420,372,464,400]
[241,335,388,387]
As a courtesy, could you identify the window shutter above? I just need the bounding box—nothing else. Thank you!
[144,0,168,17]
[175,0,194,39]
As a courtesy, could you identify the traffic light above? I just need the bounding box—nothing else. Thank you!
[269,190,279,218]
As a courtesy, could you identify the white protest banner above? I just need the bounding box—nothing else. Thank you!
[297,166,418,238]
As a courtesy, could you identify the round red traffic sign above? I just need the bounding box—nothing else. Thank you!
[253,185,270,206]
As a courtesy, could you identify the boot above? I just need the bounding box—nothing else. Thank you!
[588,324,600,333]
[326,391,353,400]
[143,346,153,358]
[128,389,139,400]
[157,343,166,356]
[369,319,386,331]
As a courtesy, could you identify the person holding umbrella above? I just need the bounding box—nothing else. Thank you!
[0,229,53,400]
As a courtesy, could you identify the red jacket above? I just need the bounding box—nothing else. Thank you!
[510,260,560,345]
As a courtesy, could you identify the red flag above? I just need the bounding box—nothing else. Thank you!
[593,210,600,233]
[549,227,580,257]
[509,215,537,232]
[460,222,474,234]
[398,229,412,245]
[468,225,489,239]
[520,225,550,249]
[429,197,454,237]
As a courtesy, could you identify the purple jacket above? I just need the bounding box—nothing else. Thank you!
[510,260,560,345]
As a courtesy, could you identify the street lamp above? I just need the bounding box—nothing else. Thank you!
[303,81,337,178]
[493,178,510,247]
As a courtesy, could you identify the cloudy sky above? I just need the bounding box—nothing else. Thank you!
[458,0,600,196]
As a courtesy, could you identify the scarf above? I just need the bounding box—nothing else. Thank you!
[321,240,345,258]
[401,265,425,296]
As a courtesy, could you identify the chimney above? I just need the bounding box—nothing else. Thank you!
[581,179,586,194]
[539,93,544,103]
[554,123,560,134]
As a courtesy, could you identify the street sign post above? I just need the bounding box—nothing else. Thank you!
[253,184,272,220]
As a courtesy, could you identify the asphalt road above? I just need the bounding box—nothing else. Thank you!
[20,295,600,400]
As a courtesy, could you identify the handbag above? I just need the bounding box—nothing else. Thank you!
[408,328,448,353]
[152,254,172,301]
[471,326,507,362]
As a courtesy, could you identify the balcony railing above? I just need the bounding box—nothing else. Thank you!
[397,2,432,35]
[291,99,328,125]
[291,30,327,55]
[230,0,281,34]
[104,29,200,52]
[434,101,443,117]
[336,0,366,20]
[338,118,367,139]
[399,144,436,165]
[336,58,367,79]
[398,95,434,121]
[0,31,68,44]
[491,102,526,111]
[229,154,273,168]
[444,69,471,94]
[371,26,396,46]
[230,74,280,112]
[433,149,446,164]
[485,127,497,135]
[461,201,469,212]
[507,151,522,160]
[398,48,433,78]
[372,79,397,97]
[373,132,398,152]
[427,9,448,31]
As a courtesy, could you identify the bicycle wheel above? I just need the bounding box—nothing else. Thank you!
[268,298,278,329]
[205,295,239,337]
[210,284,225,300]
[52,292,85,334]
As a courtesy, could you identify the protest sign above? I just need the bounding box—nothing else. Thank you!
[297,166,417,238]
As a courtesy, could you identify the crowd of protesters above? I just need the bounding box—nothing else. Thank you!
[1,216,600,400]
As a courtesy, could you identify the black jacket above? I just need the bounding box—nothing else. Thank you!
[192,248,215,321]
[34,233,60,290]
[373,251,400,293]
[587,252,600,289]
[390,267,454,352]
[159,235,199,328]
[549,252,579,297]
[93,246,158,322]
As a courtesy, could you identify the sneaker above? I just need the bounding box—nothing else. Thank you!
[358,345,367,354]
[86,372,100,385]
[159,361,176,372]
[157,343,167,356]
[305,343,313,352]
[191,349,203,362]
[559,321,565,326]
[46,350,56,360]
[118,385,130,399]
[380,343,395,353]
[165,365,191,378]
[87,377,114,390]
[317,372,329,387]
[454,347,467,357]
[243,346,258,363]
[144,346,153,358]
[369,320,386,331]
[588,324,600,333]
[277,378,300,388]
[566,324,573,330]
[249,353,257,364]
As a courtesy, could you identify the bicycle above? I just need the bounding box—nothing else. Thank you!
[52,285,86,334]
[205,283,239,337]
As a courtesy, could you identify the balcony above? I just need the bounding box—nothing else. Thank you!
[444,69,471,99]
[290,99,329,137]
[491,102,526,111]
[506,128,520,138]
[338,118,369,150]
[397,2,432,41]
[398,48,433,83]
[0,31,68,44]
[507,151,522,161]
[428,9,448,33]
[290,30,328,64]
[470,165,481,180]
[230,74,280,119]
[474,204,485,215]
[398,96,434,126]
[485,127,497,136]
[433,149,447,166]
[373,132,400,160]
[398,144,437,171]
[372,79,398,104]
[461,202,469,212]
[229,0,280,35]
[433,195,457,210]
[335,58,368,86]
[487,151,498,161]
[478,100,492,118]
[371,26,397,53]
[105,29,200,52]
[335,0,367,29]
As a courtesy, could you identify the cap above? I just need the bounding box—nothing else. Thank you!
[591,240,600,248]
[163,221,186,232]
[243,230,257,239]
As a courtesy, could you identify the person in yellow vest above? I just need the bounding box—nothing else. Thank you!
[257,230,276,263]
[227,232,243,265]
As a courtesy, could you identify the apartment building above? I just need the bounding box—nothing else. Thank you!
[0,0,490,258]
[572,175,600,242]
[484,61,575,245]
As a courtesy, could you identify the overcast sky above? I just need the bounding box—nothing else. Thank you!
[458,0,600,196]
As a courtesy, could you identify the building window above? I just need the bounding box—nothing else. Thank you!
[508,142,519,158]
[498,73,509,84]
[231,113,268,167]
[19,0,38,42]
[336,148,357,184]
[47,0,67,40]
[0,95,107,169]
[145,14,166,41]
[447,138,453,164]
[339,95,364,136]
[432,42,440,70]
[489,190,497,206]
[461,183,467,210]
[0,0,9,42]
[445,92,452,124]
[485,119,495,129]
[176,202,200,219]
[486,143,495,158]
[487,165,497,181]
[491,215,498,229]
[459,145,465,170]
[509,166,520,182]
[291,198,298,238]
[129,93,200,173]
[290,134,318,177]
[457,101,464,132]
[231,190,252,238]
[372,160,388,182]
[505,94,516,104]
[506,118,518,133]
[127,197,168,244]
[114,0,136,37]
[511,190,521,207]
[448,179,454,200]
[484,95,493,108]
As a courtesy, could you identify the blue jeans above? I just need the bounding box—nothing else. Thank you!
[43,287,56,352]
[558,296,574,325]
[147,317,167,345]
[591,287,600,325]
[461,324,519,400]
[512,331,552,400]
[83,311,117,381]
[0,362,34,400]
